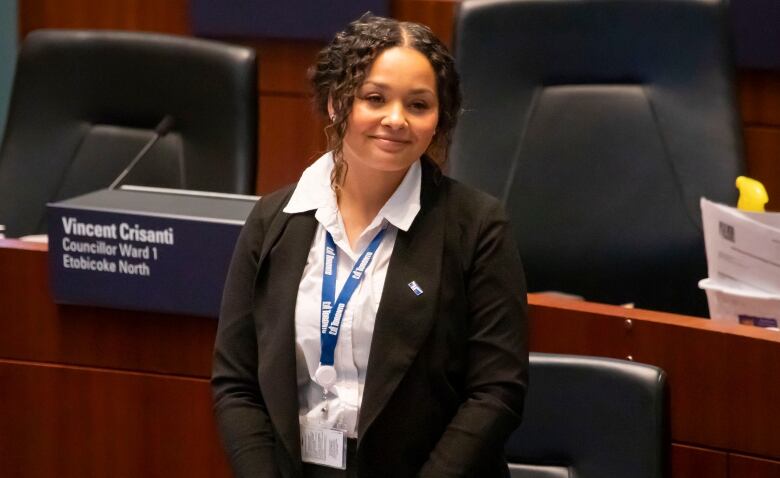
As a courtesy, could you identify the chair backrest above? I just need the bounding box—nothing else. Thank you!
[0,29,257,237]
[450,0,745,316]
[506,353,667,478]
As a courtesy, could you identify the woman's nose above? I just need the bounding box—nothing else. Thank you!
[381,102,407,129]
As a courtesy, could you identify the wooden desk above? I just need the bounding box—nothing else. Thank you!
[0,239,229,477]
[528,294,780,477]
[1,239,779,477]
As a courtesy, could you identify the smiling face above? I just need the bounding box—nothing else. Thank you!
[338,46,439,179]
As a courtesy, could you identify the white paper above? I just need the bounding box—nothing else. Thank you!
[701,198,780,294]
[699,278,779,329]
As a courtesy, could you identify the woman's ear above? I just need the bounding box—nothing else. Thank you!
[327,96,335,121]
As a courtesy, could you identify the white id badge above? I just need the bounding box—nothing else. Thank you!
[300,421,347,470]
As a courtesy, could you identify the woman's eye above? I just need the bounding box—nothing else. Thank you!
[409,101,430,111]
[364,95,384,104]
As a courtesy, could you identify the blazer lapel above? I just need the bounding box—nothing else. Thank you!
[358,166,446,442]
[255,211,317,468]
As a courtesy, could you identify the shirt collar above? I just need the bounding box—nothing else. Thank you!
[376,159,421,232]
[283,151,334,214]
[283,151,421,232]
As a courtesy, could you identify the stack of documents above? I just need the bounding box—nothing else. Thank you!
[699,198,780,330]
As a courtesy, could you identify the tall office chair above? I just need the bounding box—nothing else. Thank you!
[450,0,745,317]
[0,30,258,237]
[506,353,668,478]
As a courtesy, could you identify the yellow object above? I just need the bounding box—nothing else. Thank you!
[736,176,769,212]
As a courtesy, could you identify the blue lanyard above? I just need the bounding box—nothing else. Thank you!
[320,228,386,366]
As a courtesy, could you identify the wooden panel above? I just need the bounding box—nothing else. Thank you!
[743,126,780,211]
[0,240,216,377]
[671,444,727,478]
[392,0,460,48]
[18,0,191,37]
[739,70,780,126]
[240,39,323,95]
[630,323,733,451]
[730,453,780,478]
[258,95,327,194]
[3,243,780,473]
[528,298,630,359]
[243,1,460,95]
[0,360,230,478]
[634,315,780,458]
[528,294,780,460]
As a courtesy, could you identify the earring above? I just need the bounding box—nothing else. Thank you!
[329,113,335,122]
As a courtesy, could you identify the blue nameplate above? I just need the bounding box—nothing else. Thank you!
[47,186,257,317]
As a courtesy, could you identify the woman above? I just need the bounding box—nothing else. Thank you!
[212,14,528,478]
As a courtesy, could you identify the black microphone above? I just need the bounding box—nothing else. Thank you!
[108,115,175,190]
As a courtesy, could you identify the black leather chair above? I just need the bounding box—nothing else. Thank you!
[506,353,667,478]
[0,30,257,237]
[450,0,745,317]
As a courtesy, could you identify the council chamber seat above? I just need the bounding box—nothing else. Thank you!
[506,353,668,478]
[0,29,258,237]
[449,0,745,317]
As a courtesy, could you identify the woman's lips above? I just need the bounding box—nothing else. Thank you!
[371,136,410,151]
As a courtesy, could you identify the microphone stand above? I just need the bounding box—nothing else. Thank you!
[108,115,175,190]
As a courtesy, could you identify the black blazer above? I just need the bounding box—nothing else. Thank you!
[212,162,529,478]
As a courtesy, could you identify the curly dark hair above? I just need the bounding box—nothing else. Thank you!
[309,13,462,190]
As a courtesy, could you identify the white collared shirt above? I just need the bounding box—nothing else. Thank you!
[283,152,421,437]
